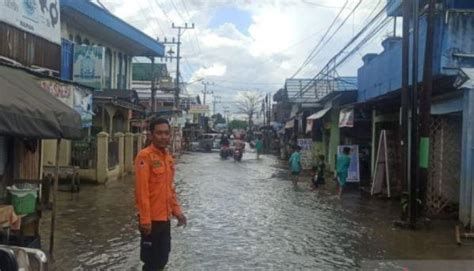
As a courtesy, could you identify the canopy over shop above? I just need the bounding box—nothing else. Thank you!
[0,63,82,256]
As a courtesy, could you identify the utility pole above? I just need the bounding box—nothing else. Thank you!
[201,81,214,105]
[419,0,436,212]
[212,95,221,116]
[409,0,421,228]
[159,23,195,112]
[150,57,157,113]
[401,0,411,225]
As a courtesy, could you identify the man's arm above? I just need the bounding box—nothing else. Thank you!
[135,153,151,226]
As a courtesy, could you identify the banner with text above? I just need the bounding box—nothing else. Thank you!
[0,0,61,44]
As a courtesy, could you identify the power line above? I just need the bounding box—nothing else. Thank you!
[288,0,395,101]
[289,0,350,78]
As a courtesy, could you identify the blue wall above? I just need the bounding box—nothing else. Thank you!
[358,9,474,102]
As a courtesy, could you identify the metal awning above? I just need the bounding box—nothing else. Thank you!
[0,65,82,139]
[307,106,332,120]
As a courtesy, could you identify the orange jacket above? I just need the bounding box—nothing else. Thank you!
[135,144,183,225]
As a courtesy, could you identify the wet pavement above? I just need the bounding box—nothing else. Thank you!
[40,152,474,270]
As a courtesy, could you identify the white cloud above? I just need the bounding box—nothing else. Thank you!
[101,0,393,115]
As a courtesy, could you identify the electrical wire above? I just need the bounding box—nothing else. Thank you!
[288,0,395,101]
[289,0,350,78]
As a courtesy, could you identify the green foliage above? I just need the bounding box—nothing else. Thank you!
[228,120,248,131]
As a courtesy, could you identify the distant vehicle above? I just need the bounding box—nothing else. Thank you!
[198,133,220,152]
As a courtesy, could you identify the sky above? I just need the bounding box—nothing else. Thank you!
[98,0,396,116]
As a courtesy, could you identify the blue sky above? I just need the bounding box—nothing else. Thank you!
[208,7,253,36]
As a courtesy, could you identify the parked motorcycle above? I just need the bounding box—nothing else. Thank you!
[0,245,48,271]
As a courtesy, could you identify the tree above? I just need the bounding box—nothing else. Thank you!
[211,113,226,124]
[235,91,262,130]
[228,120,248,131]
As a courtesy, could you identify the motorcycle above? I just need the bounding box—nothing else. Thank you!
[0,245,48,271]
[233,148,243,162]
[220,145,232,159]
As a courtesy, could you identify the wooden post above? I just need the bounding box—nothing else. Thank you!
[49,139,61,258]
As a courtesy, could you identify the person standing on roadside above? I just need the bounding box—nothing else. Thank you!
[135,118,187,271]
[289,145,302,188]
[255,136,264,160]
[336,147,351,199]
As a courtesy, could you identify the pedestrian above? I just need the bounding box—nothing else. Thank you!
[289,145,302,188]
[135,118,187,271]
[312,155,326,189]
[336,147,351,199]
[255,136,264,160]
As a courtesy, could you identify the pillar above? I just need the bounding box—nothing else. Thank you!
[105,105,117,135]
[115,132,125,177]
[124,133,134,173]
[96,132,109,184]
[136,133,143,153]
[460,88,474,230]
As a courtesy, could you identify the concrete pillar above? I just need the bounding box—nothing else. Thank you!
[124,133,134,173]
[328,109,341,171]
[105,105,117,135]
[115,132,125,177]
[136,133,143,153]
[125,110,131,133]
[42,139,58,166]
[96,132,109,184]
[460,88,474,230]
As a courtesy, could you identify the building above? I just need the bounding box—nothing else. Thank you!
[358,0,474,228]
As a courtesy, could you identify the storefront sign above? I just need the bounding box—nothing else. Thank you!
[73,87,93,128]
[337,145,360,183]
[73,45,105,90]
[39,80,74,107]
[339,107,354,128]
[0,0,61,44]
[40,80,93,128]
[189,105,209,114]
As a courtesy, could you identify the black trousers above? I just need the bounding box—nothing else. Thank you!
[141,221,171,271]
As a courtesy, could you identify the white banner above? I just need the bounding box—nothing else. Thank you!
[0,0,61,44]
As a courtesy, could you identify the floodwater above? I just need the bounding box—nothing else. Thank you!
[40,151,474,270]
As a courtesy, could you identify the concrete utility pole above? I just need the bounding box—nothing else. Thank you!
[201,81,214,105]
[419,0,436,214]
[150,57,157,113]
[159,23,195,111]
[401,0,411,225]
[212,95,221,116]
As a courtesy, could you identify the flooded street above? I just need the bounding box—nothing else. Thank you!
[41,152,473,270]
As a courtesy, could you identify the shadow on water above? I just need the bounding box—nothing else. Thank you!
[41,152,474,270]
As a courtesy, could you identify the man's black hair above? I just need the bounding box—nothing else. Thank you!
[343,147,351,154]
[149,118,170,132]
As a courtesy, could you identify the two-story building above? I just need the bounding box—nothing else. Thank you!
[357,0,474,228]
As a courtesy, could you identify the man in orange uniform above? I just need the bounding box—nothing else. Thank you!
[135,118,187,270]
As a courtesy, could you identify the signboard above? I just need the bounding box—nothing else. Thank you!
[39,80,94,128]
[73,87,94,128]
[39,80,74,107]
[297,138,313,170]
[189,105,209,114]
[337,145,360,183]
[0,0,61,44]
[73,45,105,90]
[339,107,354,128]
[371,130,391,197]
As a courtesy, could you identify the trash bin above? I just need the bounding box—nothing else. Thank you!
[7,184,38,215]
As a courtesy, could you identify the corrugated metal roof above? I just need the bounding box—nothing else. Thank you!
[286,77,357,103]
